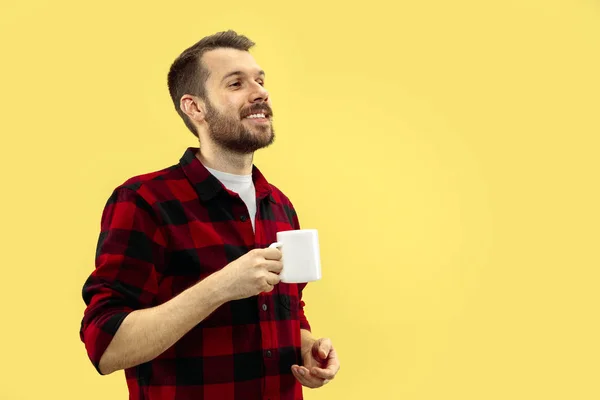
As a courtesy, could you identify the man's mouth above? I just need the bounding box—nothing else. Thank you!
[242,110,271,123]
[244,113,268,119]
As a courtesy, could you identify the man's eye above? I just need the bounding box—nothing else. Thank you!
[229,82,241,87]
[257,80,265,86]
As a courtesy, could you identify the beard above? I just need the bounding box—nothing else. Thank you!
[204,100,275,154]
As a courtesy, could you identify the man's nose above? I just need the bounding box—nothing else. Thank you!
[249,83,269,103]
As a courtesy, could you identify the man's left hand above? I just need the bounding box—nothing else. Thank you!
[292,337,340,388]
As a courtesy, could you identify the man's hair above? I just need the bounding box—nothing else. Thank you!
[167,30,255,137]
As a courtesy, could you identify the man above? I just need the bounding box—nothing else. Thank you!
[79,30,340,400]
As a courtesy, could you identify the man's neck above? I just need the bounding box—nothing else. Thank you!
[195,143,254,176]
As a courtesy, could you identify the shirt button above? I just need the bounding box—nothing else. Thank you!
[262,304,267,311]
[266,350,272,358]
[240,215,248,222]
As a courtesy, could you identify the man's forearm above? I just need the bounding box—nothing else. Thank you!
[98,272,230,375]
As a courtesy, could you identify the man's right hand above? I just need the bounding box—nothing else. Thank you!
[215,248,284,300]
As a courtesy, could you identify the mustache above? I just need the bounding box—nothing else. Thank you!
[241,104,273,118]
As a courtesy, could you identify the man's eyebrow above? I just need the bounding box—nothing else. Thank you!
[221,70,266,83]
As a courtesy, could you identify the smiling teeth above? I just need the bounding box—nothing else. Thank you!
[246,113,266,119]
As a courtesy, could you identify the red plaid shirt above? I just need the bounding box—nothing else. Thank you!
[80,147,311,400]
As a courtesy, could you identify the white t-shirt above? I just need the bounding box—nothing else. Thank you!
[204,166,257,232]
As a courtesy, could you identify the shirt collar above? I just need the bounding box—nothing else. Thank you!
[179,147,273,202]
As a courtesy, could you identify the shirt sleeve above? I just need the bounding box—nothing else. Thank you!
[79,187,166,374]
[288,202,312,332]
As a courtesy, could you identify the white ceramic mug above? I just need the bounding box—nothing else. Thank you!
[269,229,322,283]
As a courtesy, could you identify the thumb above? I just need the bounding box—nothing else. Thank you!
[316,338,332,359]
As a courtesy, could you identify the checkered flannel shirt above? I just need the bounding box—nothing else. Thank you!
[80,147,311,400]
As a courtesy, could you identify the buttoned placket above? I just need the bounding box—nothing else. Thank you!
[254,195,281,400]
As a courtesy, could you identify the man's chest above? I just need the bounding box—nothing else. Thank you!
[152,194,297,301]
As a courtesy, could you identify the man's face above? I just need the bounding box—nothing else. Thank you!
[200,48,274,154]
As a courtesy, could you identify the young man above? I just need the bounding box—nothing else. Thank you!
[79,30,340,400]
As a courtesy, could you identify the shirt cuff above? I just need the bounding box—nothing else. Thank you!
[81,310,130,375]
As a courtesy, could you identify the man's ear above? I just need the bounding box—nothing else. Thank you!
[180,95,206,123]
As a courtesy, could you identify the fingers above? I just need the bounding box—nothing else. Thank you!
[259,266,281,294]
[265,272,281,286]
[264,260,283,274]
[262,284,275,293]
[313,338,333,360]
[261,247,282,261]
[291,365,326,388]
[261,272,281,293]
[310,357,340,380]
[310,342,340,380]
[310,365,337,380]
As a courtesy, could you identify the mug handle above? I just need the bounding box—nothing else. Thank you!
[269,242,282,249]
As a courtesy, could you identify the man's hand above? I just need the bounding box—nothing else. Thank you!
[292,337,340,388]
[215,248,283,300]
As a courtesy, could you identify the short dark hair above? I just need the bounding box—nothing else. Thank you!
[167,30,255,137]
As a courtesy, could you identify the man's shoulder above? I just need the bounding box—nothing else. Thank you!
[109,162,186,206]
[117,164,180,191]
[267,182,295,208]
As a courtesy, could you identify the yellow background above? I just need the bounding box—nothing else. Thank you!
[1,0,599,399]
